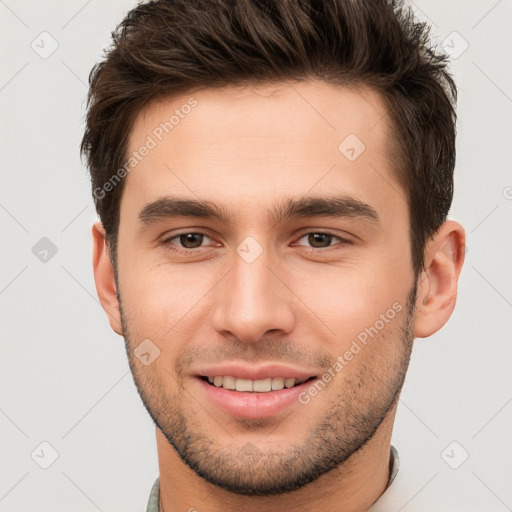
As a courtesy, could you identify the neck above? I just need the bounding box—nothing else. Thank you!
[156,404,397,512]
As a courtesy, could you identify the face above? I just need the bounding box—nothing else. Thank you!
[114,81,418,495]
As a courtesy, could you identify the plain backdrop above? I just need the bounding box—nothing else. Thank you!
[1,1,511,511]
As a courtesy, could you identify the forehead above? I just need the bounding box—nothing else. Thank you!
[122,80,406,225]
[129,80,391,155]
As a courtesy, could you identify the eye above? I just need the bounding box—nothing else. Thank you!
[160,230,352,256]
[161,232,216,253]
[294,232,351,251]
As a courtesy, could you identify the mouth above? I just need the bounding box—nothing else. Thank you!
[199,375,318,393]
[196,374,319,418]
[192,363,322,418]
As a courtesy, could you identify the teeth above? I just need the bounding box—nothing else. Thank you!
[235,378,253,392]
[253,378,272,392]
[271,377,285,390]
[284,378,295,388]
[222,375,236,390]
[206,376,311,392]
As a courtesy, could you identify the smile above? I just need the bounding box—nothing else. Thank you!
[201,375,317,392]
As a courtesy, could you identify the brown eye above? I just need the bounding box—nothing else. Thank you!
[177,233,204,249]
[161,232,215,254]
[293,231,352,252]
[307,233,334,248]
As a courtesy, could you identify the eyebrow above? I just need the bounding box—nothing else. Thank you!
[138,195,380,227]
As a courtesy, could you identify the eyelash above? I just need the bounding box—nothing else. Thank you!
[160,231,352,255]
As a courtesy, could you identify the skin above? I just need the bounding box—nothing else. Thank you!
[92,80,465,512]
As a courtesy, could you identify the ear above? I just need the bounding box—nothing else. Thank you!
[413,220,466,338]
[92,220,123,335]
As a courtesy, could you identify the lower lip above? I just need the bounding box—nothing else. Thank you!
[195,377,316,419]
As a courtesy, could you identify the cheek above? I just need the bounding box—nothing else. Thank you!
[119,262,216,337]
[292,263,406,332]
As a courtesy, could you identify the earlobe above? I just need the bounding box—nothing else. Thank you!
[91,220,123,335]
[413,220,466,338]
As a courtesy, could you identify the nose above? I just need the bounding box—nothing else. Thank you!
[211,245,295,343]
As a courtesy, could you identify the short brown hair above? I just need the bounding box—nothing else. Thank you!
[81,0,457,277]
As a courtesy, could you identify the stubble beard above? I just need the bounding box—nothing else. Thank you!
[117,278,417,496]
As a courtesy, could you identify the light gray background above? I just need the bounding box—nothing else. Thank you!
[1,1,511,511]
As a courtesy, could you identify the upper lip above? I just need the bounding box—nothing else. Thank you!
[195,363,319,381]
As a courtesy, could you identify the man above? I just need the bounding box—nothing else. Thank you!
[81,0,466,510]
